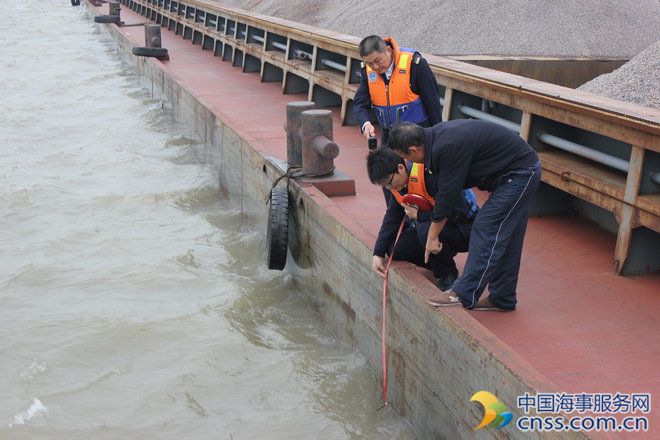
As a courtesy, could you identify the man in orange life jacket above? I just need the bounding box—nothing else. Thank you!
[353,35,442,145]
[366,148,477,290]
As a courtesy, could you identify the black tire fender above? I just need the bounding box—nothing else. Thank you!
[94,15,120,24]
[266,186,289,270]
[132,47,169,58]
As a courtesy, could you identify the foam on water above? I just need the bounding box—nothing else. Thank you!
[9,399,49,428]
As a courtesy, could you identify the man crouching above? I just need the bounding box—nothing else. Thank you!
[367,148,478,290]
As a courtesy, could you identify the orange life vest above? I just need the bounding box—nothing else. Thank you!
[365,37,428,129]
[392,163,480,218]
[391,163,435,208]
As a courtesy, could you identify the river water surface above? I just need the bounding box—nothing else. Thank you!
[0,1,415,438]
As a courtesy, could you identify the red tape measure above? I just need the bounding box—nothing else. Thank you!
[401,193,433,211]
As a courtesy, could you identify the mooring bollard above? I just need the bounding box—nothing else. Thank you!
[108,2,120,17]
[301,109,339,176]
[285,101,315,167]
[145,24,162,48]
[94,1,121,24]
[132,23,169,59]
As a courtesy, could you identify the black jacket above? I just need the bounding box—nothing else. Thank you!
[423,120,539,222]
[373,169,475,258]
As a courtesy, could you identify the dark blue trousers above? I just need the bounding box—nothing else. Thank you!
[389,220,471,279]
[415,219,471,278]
[452,163,541,310]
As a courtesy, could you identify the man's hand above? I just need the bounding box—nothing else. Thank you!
[362,122,376,140]
[424,219,448,263]
[424,236,442,263]
[372,255,387,277]
[401,203,418,220]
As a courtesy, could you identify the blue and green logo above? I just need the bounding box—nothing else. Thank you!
[471,391,513,430]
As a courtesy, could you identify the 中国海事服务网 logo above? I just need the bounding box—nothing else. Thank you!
[471,391,513,430]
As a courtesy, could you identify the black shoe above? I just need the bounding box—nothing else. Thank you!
[436,273,457,291]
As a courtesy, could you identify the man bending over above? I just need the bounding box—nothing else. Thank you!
[387,121,540,310]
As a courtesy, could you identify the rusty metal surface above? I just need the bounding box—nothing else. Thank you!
[285,101,314,166]
[540,151,626,198]
[301,109,337,176]
[108,1,120,16]
[446,56,629,88]
[144,23,161,47]
[428,55,660,129]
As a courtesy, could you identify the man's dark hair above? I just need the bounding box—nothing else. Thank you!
[387,122,425,154]
[366,148,404,184]
[358,35,388,57]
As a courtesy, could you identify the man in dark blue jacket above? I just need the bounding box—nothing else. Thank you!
[353,35,442,145]
[387,121,541,311]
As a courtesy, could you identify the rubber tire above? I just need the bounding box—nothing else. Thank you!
[266,186,289,271]
[132,47,169,58]
[71,0,81,6]
[94,15,120,24]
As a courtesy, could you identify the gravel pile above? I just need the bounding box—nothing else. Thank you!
[579,41,660,110]
[216,0,660,57]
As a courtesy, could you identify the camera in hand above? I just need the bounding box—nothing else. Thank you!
[368,136,377,150]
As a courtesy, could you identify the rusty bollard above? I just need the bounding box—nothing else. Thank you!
[132,24,169,59]
[285,101,315,167]
[301,110,339,176]
[145,24,162,48]
[93,2,121,23]
[109,2,120,17]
